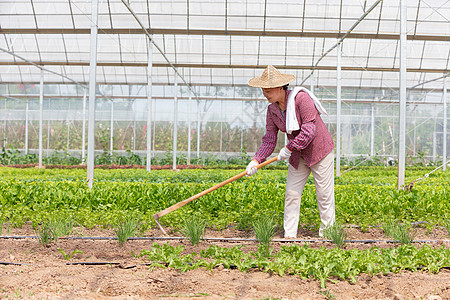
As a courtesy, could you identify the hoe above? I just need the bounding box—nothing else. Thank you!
[153,156,278,235]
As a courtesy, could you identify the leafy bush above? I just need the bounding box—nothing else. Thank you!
[48,215,73,240]
[114,218,139,246]
[180,216,206,245]
[35,224,54,247]
[253,215,277,256]
[323,222,347,248]
[383,221,416,244]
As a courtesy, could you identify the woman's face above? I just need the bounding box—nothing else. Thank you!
[262,87,284,104]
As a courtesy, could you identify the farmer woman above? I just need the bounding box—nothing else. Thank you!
[245,65,335,238]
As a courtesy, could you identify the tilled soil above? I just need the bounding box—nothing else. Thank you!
[0,225,449,299]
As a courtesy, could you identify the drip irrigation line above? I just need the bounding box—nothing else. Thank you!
[1,235,448,244]
[0,261,30,266]
[66,262,154,269]
[1,235,38,239]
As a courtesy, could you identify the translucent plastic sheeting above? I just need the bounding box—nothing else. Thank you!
[1,0,449,90]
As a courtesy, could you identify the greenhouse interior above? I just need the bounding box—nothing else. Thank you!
[1,0,449,187]
[1,1,450,298]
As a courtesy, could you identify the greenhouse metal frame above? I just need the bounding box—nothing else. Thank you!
[0,0,449,188]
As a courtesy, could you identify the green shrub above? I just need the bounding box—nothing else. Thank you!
[252,215,277,256]
[180,216,206,245]
[48,216,73,240]
[114,218,139,247]
[35,224,54,247]
[323,223,347,248]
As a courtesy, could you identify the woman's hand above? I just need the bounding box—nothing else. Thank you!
[245,160,259,176]
[277,146,292,161]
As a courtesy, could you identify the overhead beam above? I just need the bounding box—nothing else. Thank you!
[0,83,446,93]
[2,94,446,105]
[1,28,449,41]
[1,61,448,73]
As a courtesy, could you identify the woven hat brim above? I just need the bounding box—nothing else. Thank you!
[248,74,295,88]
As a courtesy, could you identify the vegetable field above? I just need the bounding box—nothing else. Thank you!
[1,166,449,231]
[1,165,449,299]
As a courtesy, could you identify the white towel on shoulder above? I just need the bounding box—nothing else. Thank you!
[286,87,328,134]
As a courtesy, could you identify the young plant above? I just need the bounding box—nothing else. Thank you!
[317,289,336,300]
[114,218,139,247]
[49,216,73,241]
[392,223,415,244]
[323,222,347,248]
[252,215,276,256]
[35,224,54,247]
[444,219,450,237]
[58,248,84,261]
[180,216,206,245]
[382,219,397,238]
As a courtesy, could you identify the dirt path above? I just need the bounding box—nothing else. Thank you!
[1,226,449,299]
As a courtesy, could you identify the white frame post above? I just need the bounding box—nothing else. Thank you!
[371,103,375,157]
[397,0,407,189]
[66,119,70,150]
[336,41,342,176]
[87,0,99,188]
[25,99,29,155]
[146,39,153,172]
[173,74,178,170]
[110,100,114,156]
[197,100,201,158]
[38,69,44,167]
[81,89,87,163]
[2,98,6,148]
[220,99,223,158]
[187,91,192,165]
[443,76,447,171]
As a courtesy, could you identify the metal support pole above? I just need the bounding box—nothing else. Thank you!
[371,103,375,157]
[47,119,50,157]
[336,41,342,176]
[110,100,114,156]
[241,101,244,151]
[153,118,156,151]
[146,40,153,172]
[413,107,416,156]
[133,120,136,151]
[2,98,6,148]
[81,89,86,163]
[220,100,223,157]
[187,91,192,165]
[67,120,70,150]
[443,76,447,171]
[197,100,200,158]
[39,69,44,167]
[432,131,437,163]
[173,74,178,170]
[397,0,407,189]
[87,0,99,188]
[25,99,29,155]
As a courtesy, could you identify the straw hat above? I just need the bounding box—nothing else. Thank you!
[248,65,295,88]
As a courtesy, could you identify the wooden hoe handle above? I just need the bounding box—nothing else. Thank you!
[153,156,278,220]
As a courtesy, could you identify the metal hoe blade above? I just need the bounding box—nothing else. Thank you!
[153,215,167,235]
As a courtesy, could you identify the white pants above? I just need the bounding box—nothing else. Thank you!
[284,151,335,237]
